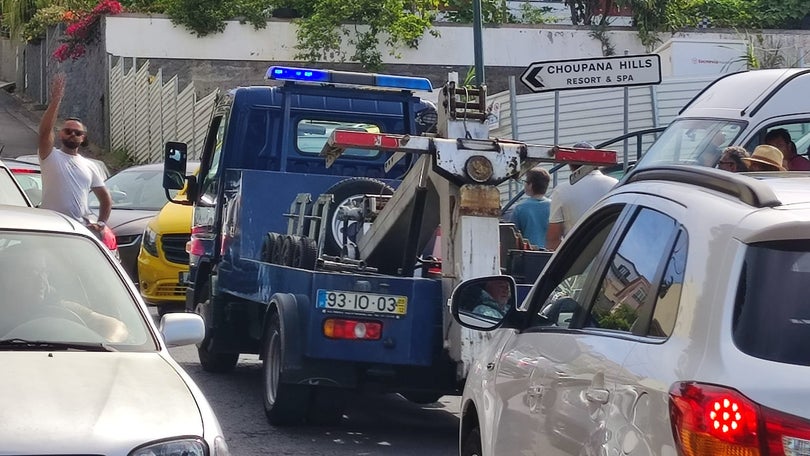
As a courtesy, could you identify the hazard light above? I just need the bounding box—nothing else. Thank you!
[266,66,433,92]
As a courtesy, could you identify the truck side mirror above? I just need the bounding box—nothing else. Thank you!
[163,141,188,190]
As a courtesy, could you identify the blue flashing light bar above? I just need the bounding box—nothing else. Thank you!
[266,66,433,92]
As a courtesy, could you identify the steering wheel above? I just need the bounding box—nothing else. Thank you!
[41,304,88,327]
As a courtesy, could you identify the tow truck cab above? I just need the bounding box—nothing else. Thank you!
[182,67,437,306]
[633,68,810,172]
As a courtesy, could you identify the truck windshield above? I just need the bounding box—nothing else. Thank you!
[634,118,745,170]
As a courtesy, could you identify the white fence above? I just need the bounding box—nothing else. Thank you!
[108,58,218,163]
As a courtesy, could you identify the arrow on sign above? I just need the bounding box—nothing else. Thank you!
[522,65,545,90]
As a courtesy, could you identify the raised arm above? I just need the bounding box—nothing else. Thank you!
[38,74,66,161]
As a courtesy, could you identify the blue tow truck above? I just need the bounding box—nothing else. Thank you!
[161,66,616,425]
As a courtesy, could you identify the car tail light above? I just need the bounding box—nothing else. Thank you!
[10,168,38,173]
[100,226,118,251]
[323,318,382,340]
[669,382,810,456]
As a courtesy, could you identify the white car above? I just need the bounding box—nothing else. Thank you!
[0,205,229,456]
[452,165,810,456]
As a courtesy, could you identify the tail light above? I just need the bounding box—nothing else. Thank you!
[323,318,382,340]
[187,226,208,256]
[100,226,118,251]
[669,382,810,456]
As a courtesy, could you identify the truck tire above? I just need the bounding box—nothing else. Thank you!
[322,178,394,257]
[195,287,239,373]
[263,313,310,426]
[291,236,318,270]
[260,232,282,263]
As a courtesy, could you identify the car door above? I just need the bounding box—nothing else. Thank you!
[490,198,632,456]
[492,197,684,456]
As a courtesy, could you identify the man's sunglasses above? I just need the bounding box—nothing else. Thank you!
[62,128,86,137]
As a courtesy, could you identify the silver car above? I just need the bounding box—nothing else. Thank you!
[452,166,810,456]
[0,205,229,455]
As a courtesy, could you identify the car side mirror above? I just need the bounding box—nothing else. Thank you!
[450,275,516,331]
[163,141,188,191]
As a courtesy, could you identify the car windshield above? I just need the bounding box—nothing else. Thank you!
[89,167,175,210]
[0,232,155,350]
[634,119,745,170]
[733,240,810,367]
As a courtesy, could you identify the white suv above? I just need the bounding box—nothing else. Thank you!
[451,165,810,456]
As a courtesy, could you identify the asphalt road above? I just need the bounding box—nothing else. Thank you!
[167,337,461,456]
[0,89,40,159]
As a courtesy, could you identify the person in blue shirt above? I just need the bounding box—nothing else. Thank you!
[512,166,551,249]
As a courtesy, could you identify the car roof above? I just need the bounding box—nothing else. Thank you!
[680,68,810,121]
[0,205,85,233]
[2,158,40,171]
[112,161,201,174]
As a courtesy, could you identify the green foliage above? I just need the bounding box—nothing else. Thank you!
[162,0,269,37]
[517,2,558,24]
[1,0,37,38]
[294,0,439,71]
[594,302,638,331]
[442,0,514,23]
[20,4,65,40]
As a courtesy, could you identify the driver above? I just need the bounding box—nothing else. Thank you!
[0,247,128,343]
[472,279,512,319]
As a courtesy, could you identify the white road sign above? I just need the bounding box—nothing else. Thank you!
[521,54,662,93]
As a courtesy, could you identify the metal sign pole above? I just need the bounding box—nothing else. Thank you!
[473,0,485,86]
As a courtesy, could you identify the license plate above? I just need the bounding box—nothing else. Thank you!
[316,289,407,316]
[178,271,189,285]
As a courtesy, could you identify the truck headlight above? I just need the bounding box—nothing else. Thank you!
[465,155,494,183]
[142,227,158,257]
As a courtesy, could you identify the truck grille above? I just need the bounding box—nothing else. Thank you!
[161,234,190,265]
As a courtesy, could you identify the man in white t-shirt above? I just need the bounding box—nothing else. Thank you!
[38,74,111,231]
[545,141,618,251]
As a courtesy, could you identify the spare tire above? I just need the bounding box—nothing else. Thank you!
[321,178,394,257]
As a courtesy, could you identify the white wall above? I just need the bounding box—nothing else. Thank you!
[106,15,810,70]
[105,15,647,66]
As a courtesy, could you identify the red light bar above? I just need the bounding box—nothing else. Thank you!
[552,147,617,165]
[10,168,40,174]
[330,130,403,150]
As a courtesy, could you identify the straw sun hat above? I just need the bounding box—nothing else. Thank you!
[742,145,786,171]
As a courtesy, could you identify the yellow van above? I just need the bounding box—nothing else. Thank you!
[137,198,193,315]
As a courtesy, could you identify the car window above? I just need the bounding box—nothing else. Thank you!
[11,171,42,207]
[200,115,226,203]
[744,121,810,158]
[586,208,678,333]
[0,232,154,350]
[733,240,810,367]
[637,118,744,170]
[89,168,168,210]
[0,167,30,207]
[296,119,381,158]
[649,230,687,338]
[530,206,624,328]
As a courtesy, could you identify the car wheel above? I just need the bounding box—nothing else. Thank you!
[195,287,238,373]
[461,426,483,456]
[263,312,310,426]
[322,178,394,257]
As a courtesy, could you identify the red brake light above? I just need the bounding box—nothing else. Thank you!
[187,238,205,256]
[11,168,39,174]
[100,226,118,250]
[323,318,382,340]
[670,382,810,456]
